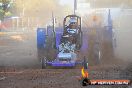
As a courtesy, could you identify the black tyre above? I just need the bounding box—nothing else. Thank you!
[77,31,83,50]
[93,43,101,65]
[37,48,45,62]
[37,28,47,62]
[42,57,47,69]
[83,56,88,69]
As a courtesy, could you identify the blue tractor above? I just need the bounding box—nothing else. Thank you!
[37,15,88,69]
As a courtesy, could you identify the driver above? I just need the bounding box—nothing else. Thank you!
[67,17,79,34]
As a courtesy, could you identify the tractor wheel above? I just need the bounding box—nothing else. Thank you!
[94,51,100,65]
[96,50,101,64]
[93,42,101,65]
[37,48,45,62]
[37,28,47,62]
[42,57,47,69]
[77,31,83,50]
[83,57,88,69]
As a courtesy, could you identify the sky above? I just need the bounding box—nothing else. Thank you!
[59,0,73,6]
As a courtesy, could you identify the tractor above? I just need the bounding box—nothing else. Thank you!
[37,15,88,69]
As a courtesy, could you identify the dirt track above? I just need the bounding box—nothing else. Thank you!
[0,30,132,88]
[0,31,39,68]
[0,64,132,88]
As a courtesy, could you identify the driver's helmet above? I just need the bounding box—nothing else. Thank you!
[69,17,77,29]
[69,17,77,23]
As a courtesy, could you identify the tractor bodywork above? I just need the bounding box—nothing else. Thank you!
[37,15,88,68]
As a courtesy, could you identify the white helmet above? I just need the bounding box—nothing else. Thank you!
[69,17,77,23]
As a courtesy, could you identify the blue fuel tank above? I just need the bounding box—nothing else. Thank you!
[55,33,62,49]
[37,28,46,48]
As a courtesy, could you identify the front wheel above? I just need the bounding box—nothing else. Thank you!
[42,57,47,69]
[83,56,88,69]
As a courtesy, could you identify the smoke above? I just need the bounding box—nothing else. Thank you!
[114,13,132,61]
[85,0,132,8]
[15,0,72,26]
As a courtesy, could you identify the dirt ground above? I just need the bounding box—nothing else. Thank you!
[0,30,132,88]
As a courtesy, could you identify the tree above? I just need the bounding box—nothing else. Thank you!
[0,0,15,20]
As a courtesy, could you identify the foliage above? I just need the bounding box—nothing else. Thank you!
[0,0,15,20]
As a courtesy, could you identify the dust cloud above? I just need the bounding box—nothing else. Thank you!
[15,0,72,26]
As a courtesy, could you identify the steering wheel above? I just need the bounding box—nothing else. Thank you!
[67,29,77,34]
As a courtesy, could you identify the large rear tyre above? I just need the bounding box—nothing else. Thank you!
[77,31,83,50]
[37,48,45,62]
